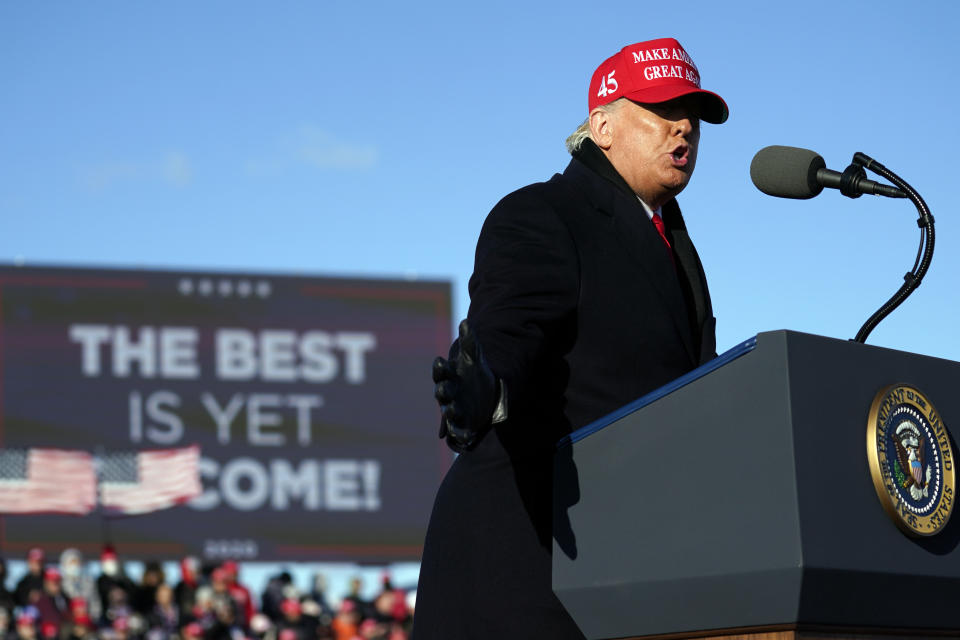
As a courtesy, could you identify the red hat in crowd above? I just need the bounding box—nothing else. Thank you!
[211,568,228,584]
[390,589,408,620]
[278,630,298,640]
[179,556,199,588]
[27,547,44,562]
[221,560,239,583]
[180,556,198,573]
[588,38,728,124]
[183,623,203,639]
[280,598,301,617]
[101,546,118,561]
[41,622,58,639]
[70,597,88,614]
[43,567,61,582]
[73,615,92,629]
[16,612,35,627]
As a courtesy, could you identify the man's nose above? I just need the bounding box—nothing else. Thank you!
[673,117,694,137]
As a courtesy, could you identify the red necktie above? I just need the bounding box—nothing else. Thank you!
[651,212,674,263]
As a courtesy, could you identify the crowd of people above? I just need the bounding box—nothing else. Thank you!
[0,548,413,640]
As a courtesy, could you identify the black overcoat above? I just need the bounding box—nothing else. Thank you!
[413,146,716,639]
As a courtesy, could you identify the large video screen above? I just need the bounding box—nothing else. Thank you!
[0,265,452,562]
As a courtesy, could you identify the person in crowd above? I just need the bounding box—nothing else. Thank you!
[146,584,178,640]
[342,577,372,622]
[61,598,89,640]
[95,548,134,613]
[370,591,395,626]
[276,599,316,640]
[299,596,332,637]
[59,549,100,623]
[329,601,359,640]
[109,616,132,640]
[365,576,410,636]
[14,549,45,608]
[208,569,240,627]
[66,614,94,640]
[173,557,199,619]
[68,597,89,624]
[34,568,68,636]
[307,574,333,623]
[186,586,216,631]
[99,584,134,631]
[0,560,14,615]
[259,571,292,623]
[131,562,164,617]
[0,607,12,640]
[13,611,37,640]
[219,562,253,627]
[206,595,244,640]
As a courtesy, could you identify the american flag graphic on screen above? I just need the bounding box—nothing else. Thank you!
[99,445,201,515]
[0,449,97,515]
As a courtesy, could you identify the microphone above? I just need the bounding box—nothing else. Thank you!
[750,145,906,199]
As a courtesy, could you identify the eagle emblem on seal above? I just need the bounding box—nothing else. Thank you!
[893,420,931,500]
[867,383,956,537]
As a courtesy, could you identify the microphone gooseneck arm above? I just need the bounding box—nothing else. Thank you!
[851,152,935,344]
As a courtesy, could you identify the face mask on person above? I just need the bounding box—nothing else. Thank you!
[63,561,81,578]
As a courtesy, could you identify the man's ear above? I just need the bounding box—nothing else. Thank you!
[588,107,615,150]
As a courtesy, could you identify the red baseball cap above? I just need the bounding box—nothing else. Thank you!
[280,598,301,616]
[16,613,35,626]
[588,38,728,124]
[43,567,61,582]
[27,547,44,562]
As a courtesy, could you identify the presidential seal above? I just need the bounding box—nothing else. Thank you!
[867,384,955,536]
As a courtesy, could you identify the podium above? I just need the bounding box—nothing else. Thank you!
[552,330,960,640]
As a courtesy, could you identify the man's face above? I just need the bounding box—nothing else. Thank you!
[602,97,701,208]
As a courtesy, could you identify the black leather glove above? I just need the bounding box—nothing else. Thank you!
[433,320,498,451]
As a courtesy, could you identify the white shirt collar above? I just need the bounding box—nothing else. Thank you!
[636,196,660,221]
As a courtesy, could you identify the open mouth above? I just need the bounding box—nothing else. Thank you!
[670,145,689,167]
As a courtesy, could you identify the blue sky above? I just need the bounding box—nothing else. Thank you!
[4,1,959,362]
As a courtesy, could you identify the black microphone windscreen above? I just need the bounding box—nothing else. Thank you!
[750,145,826,199]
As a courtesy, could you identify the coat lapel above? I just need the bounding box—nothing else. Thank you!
[560,159,697,365]
[662,202,709,326]
[608,192,697,365]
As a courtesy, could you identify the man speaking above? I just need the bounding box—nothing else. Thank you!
[414,38,728,639]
